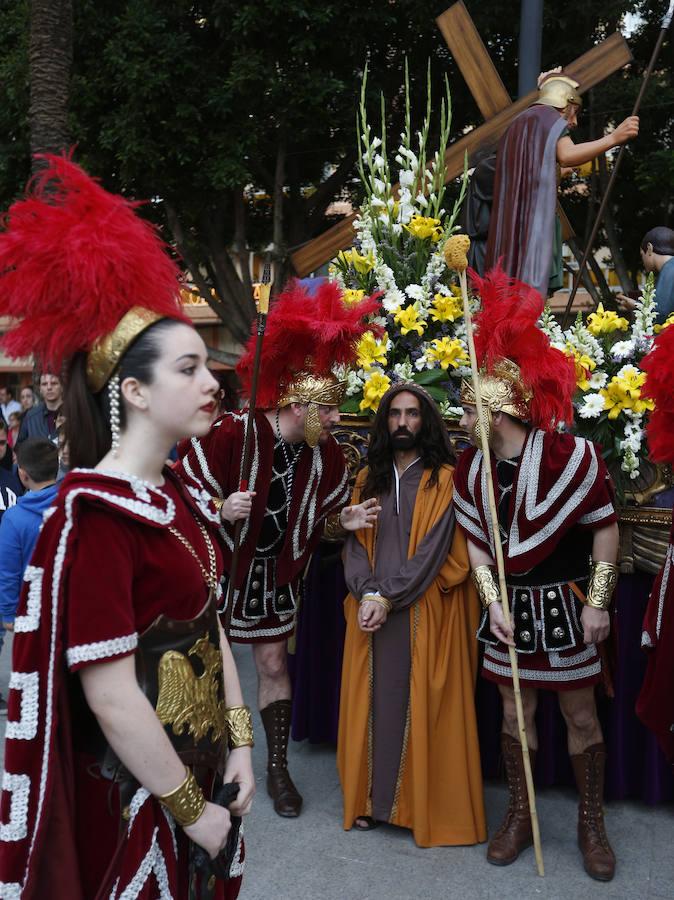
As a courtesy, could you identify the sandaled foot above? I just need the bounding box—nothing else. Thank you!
[353,816,378,831]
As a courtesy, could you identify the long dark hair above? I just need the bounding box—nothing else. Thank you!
[361,385,456,500]
[63,318,182,469]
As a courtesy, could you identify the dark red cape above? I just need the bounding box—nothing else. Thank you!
[638,523,674,764]
[176,411,349,589]
[485,104,567,297]
[454,429,617,574]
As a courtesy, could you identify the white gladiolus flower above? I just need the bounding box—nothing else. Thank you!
[373,178,386,194]
[370,196,386,209]
[391,223,403,235]
[373,154,386,171]
[370,137,382,150]
[395,154,403,165]
[578,393,605,419]
[399,170,415,188]
[415,193,428,208]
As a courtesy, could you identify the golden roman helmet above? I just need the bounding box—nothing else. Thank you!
[277,372,347,448]
[460,358,533,440]
[537,75,582,111]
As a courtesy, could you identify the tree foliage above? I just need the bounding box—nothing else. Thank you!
[0,0,672,338]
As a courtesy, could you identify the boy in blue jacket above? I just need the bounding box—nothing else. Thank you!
[0,439,59,692]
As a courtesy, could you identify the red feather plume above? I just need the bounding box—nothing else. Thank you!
[642,324,674,463]
[237,279,382,408]
[470,266,576,431]
[0,154,187,370]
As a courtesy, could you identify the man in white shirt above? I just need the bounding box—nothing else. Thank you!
[0,387,22,425]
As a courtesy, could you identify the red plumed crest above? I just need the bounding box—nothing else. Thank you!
[642,325,674,463]
[0,154,187,370]
[470,267,576,430]
[237,279,382,408]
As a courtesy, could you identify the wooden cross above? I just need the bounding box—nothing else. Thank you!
[290,1,632,278]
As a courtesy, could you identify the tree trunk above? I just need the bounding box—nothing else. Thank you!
[29,0,72,168]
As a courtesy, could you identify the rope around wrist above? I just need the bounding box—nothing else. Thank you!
[157,766,206,827]
[225,705,255,749]
[584,560,618,610]
[472,565,500,609]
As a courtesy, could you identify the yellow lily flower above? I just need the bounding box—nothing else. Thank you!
[404,215,443,242]
[360,371,392,412]
[565,345,596,391]
[342,289,366,307]
[586,303,629,336]
[356,331,388,370]
[600,369,655,419]
[654,313,674,334]
[393,304,426,336]
[426,337,469,370]
[430,293,464,323]
[338,248,375,274]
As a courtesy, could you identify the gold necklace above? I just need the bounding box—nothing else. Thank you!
[167,520,218,592]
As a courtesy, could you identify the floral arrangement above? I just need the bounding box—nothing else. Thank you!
[330,63,470,416]
[539,274,662,496]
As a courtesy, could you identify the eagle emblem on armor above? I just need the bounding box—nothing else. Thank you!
[156,633,225,744]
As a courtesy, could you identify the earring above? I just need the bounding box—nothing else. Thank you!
[108,373,121,457]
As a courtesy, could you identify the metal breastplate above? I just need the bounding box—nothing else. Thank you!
[136,595,226,771]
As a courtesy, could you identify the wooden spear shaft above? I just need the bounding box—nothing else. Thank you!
[222,260,272,638]
[458,267,545,877]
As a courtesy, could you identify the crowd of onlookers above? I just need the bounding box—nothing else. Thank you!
[0,373,63,712]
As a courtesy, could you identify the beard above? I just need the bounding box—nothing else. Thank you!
[391,428,417,450]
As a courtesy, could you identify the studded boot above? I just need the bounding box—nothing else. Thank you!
[259,699,303,817]
[487,734,536,866]
[570,743,616,881]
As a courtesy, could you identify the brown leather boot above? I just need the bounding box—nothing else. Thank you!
[571,743,616,881]
[487,734,536,866]
[260,699,303,818]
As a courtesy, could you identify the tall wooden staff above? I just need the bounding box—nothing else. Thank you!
[222,258,272,637]
[446,235,545,877]
[561,0,674,328]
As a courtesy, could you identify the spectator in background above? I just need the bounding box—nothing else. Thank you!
[20,386,36,415]
[0,422,26,713]
[0,387,22,425]
[7,413,20,450]
[618,227,674,325]
[17,372,62,445]
[0,439,59,641]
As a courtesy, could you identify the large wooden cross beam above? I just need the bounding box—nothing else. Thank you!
[290,1,632,278]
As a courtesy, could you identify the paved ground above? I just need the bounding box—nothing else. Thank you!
[1,636,672,899]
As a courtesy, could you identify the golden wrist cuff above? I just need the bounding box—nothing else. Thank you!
[584,560,618,611]
[225,705,254,750]
[324,511,345,541]
[472,565,501,609]
[157,767,206,827]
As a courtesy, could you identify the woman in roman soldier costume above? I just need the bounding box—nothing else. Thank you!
[454,269,620,882]
[0,157,254,899]
[637,322,674,765]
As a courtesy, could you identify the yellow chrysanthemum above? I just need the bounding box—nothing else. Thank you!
[356,331,388,370]
[586,303,629,336]
[426,337,469,370]
[600,367,655,420]
[393,304,426,336]
[360,371,392,412]
[654,313,674,334]
[430,293,464,323]
[342,288,366,307]
[338,248,375,274]
[565,345,596,391]
[404,215,443,242]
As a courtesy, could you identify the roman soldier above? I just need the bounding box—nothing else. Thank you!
[637,320,674,764]
[454,268,620,881]
[177,280,381,817]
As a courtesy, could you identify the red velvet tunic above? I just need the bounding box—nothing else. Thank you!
[0,467,242,900]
